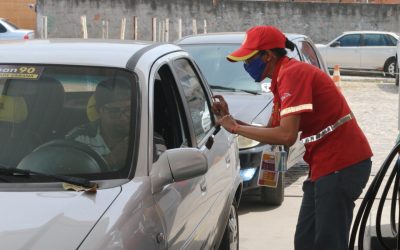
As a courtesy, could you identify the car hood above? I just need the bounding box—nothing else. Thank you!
[0,187,121,250]
[220,92,273,124]
[315,43,327,47]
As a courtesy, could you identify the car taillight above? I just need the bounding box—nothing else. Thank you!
[23,34,29,40]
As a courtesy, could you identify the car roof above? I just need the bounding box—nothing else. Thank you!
[342,30,398,36]
[176,32,308,45]
[0,39,183,68]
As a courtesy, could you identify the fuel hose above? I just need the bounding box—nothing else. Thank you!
[349,142,400,250]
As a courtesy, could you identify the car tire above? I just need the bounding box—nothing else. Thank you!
[384,57,396,78]
[219,199,239,250]
[260,173,284,206]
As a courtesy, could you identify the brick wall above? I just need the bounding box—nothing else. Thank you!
[0,0,36,30]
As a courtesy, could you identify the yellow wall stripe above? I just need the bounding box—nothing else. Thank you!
[281,104,313,116]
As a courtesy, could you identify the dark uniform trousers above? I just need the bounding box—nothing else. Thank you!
[294,158,372,250]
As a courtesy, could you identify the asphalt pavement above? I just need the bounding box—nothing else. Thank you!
[238,75,398,250]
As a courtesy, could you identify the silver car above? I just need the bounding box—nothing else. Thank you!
[176,32,329,206]
[0,39,242,249]
[316,31,398,76]
[0,18,34,40]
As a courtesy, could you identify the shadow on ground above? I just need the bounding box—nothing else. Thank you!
[238,164,309,215]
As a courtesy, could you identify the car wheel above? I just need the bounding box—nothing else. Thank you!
[396,62,399,86]
[260,173,284,206]
[384,57,396,78]
[219,199,239,250]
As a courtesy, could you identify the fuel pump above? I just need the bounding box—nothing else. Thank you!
[349,142,400,250]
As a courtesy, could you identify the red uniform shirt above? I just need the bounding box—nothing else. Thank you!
[270,57,373,181]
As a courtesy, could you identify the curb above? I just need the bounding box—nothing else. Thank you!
[341,76,395,83]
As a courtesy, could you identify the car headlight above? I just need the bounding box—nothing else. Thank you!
[237,135,260,149]
[240,168,257,181]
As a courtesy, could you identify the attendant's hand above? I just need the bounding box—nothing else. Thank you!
[218,115,239,134]
[212,95,230,118]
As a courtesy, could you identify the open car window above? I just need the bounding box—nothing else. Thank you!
[0,65,139,183]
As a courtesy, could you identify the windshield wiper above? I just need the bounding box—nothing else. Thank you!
[0,166,96,188]
[209,84,260,95]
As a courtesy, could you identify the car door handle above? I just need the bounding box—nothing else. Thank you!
[225,155,231,168]
[200,178,207,192]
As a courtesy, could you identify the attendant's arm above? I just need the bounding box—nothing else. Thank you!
[219,114,300,147]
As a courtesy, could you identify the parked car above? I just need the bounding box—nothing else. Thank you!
[176,32,329,206]
[0,18,34,40]
[0,39,242,249]
[316,31,398,77]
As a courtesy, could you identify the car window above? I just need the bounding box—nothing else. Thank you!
[385,34,397,46]
[0,24,6,33]
[173,58,213,145]
[298,41,320,68]
[363,34,387,46]
[152,64,190,161]
[0,65,139,180]
[337,34,361,47]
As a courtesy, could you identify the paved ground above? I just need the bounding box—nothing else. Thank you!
[238,75,399,250]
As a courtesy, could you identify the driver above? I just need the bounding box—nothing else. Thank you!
[66,78,131,169]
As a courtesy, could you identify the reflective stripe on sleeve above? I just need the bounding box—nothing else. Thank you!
[280,104,313,116]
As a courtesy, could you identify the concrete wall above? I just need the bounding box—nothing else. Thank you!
[36,0,400,44]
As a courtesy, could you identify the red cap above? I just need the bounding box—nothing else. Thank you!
[227,26,286,62]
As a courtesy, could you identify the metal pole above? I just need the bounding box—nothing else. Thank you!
[81,15,88,39]
[133,16,138,40]
[178,18,182,39]
[203,19,207,34]
[165,18,169,42]
[152,17,157,42]
[42,16,48,39]
[192,19,197,35]
[120,17,126,40]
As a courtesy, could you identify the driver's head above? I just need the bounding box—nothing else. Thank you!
[95,78,131,135]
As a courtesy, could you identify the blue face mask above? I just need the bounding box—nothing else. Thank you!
[243,54,267,82]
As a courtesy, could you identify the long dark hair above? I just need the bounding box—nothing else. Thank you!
[271,38,295,57]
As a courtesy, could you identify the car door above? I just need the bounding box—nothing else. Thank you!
[172,57,236,248]
[150,53,234,249]
[326,34,361,69]
[360,33,397,70]
[150,59,210,250]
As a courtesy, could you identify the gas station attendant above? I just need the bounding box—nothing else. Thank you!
[213,26,373,250]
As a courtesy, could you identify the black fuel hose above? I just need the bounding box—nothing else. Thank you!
[349,142,400,250]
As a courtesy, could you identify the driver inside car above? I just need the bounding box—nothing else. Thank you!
[66,78,131,170]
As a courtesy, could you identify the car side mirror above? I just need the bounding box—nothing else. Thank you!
[331,41,340,47]
[150,148,208,193]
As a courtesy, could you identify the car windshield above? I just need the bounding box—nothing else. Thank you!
[0,65,138,183]
[181,44,299,94]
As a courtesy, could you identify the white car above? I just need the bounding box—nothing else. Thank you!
[316,31,398,76]
[0,39,242,249]
[0,18,34,40]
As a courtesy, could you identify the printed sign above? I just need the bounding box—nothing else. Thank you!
[0,65,43,80]
[257,150,279,188]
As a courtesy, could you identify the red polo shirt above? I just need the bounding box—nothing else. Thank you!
[270,57,372,181]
